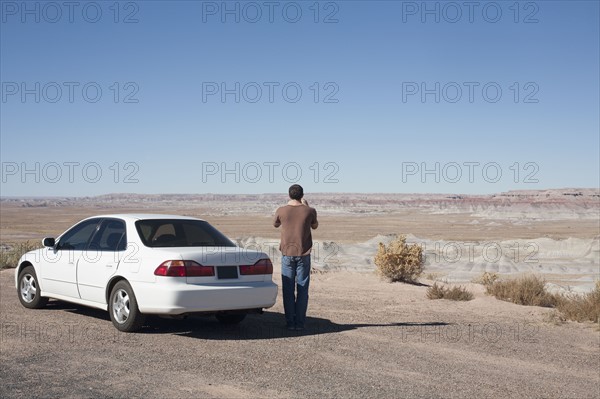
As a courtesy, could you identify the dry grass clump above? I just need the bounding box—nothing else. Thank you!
[427,283,474,301]
[484,275,600,323]
[484,274,559,307]
[472,272,499,286]
[374,235,423,283]
[543,310,567,325]
[425,272,442,281]
[555,281,600,323]
[0,241,40,269]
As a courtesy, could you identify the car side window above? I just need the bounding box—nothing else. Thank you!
[57,219,101,250]
[88,219,126,251]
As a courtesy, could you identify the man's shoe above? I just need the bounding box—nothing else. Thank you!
[295,326,305,331]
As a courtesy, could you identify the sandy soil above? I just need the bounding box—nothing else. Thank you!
[1,202,599,242]
[1,268,598,398]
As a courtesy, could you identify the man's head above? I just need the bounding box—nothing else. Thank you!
[288,184,304,201]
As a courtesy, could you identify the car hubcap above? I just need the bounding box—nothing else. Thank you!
[20,274,37,303]
[112,289,130,324]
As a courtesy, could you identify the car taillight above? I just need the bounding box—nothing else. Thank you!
[154,260,215,277]
[186,262,216,277]
[239,258,273,275]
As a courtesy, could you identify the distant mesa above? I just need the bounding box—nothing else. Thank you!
[2,188,598,220]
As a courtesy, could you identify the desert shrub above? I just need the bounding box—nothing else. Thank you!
[486,275,599,323]
[374,235,423,283]
[485,274,559,307]
[555,281,600,323]
[472,272,499,286]
[0,241,40,269]
[427,283,474,301]
[543,310,567,325]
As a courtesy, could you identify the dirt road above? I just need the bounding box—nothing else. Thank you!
[1,269,598,398]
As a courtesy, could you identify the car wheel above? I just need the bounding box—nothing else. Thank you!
[109,281,145,332]
[17,266,48,309]
[215,313,246,325]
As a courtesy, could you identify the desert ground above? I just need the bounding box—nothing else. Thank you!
[0,190,599,398]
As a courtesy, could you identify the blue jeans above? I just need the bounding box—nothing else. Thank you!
[281,255,311,328]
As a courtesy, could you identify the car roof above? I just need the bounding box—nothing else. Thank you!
[84,214,206,222]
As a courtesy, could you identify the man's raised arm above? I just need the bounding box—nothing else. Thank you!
[273,211,281,228]
[311,209,318,229]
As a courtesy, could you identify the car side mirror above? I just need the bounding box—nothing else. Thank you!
[42,237,55,247]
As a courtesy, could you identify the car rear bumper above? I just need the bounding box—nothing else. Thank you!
[132,279,278,315]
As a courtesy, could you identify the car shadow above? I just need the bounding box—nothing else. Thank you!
[139,311,450,341]
[44,299,111,321]
[42,301,450,340]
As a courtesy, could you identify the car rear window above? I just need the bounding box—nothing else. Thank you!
[135,219,236,248]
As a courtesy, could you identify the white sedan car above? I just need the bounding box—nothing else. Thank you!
[15,214,278,332]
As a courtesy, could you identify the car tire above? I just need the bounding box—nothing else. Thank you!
[109,280,145,332]
[17,266,48,309]
[215,313,246,325]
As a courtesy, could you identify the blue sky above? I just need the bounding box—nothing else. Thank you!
[1,0,598,196]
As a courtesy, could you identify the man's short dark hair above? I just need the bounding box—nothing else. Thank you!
[288,184,304,200]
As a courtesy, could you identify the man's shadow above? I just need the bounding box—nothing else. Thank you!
[43,301,450,340]
[140,311,450,340]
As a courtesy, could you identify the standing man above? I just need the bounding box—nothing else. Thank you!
[273,184,319,331]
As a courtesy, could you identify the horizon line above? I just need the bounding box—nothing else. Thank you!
[1,187,599,200]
